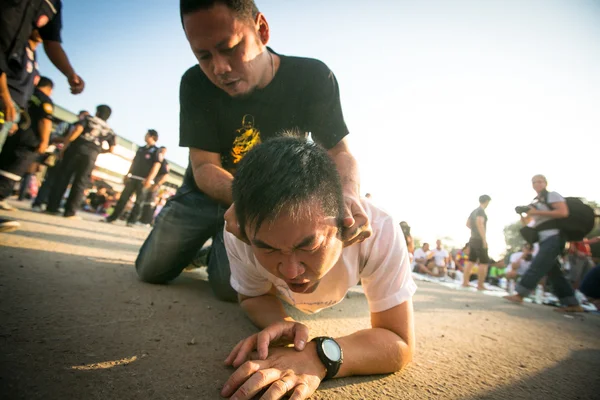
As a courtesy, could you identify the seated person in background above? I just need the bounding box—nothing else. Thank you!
[413,242,434,275]
[88,187,108,213]
[506,244,534,282]
[454,243,470,272]
[432,239,450,277]
[222,137,416,400]
[567,240,594,290]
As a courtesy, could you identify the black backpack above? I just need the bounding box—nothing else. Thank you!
[537,194,597,241]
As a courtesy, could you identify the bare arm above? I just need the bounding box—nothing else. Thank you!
[476,216,486,242]
[145,162,161,184]
[239,291,292,329]
[42,41,84,93]
[36,118,53,153]
[466,217,472,229]
[190,147,233,205]
[336,299,414,376]
[327,138,360,196]
[0,73,16,124]
[62,124,84,146]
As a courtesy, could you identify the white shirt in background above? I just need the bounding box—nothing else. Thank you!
[432,248,449,267]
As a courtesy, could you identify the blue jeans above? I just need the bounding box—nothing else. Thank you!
[135,185,237,302]
[0,101,21,154]
[516,234,578,306]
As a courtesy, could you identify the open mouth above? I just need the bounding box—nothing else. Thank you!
[287,281,312,293]
[222,79,240,89]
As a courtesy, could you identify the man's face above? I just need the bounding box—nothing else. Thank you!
[79,112,89,120]
[183,4,268,98]
[423,243,430,252]
[532,177,547,193]
[436,240,442,249]
[247,201,343,294]
[144,133,152,144]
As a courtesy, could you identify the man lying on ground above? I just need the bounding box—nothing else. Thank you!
[221,136,416,400]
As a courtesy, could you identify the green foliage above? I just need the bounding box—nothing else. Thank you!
[503,220,525,254]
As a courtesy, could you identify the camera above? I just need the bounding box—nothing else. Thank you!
[515,205,531,214]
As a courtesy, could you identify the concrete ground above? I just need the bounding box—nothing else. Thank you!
[1,200,599,400]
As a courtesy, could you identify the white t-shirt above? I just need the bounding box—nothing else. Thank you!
[225,201,417,315]
[432,249,449,267]
[413,248,428,265]
[506,252,532,275]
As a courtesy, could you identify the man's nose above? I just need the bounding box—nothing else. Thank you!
[278,253,305,280]
[212,54,232,76]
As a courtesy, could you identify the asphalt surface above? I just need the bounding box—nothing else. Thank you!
[1,200,599,399]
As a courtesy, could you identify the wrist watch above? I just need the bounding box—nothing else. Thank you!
[311,337,343,380]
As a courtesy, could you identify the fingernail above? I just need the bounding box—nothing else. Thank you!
[297,340,306,350]
[221,384,230,396]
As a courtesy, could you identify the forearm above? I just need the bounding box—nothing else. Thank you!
[533,209,567,218]
[0,73,11,102]
[38,120,52,148]
[332,150,360,195]
[193,163,233,205]
[477,224,486,240]
[336,328,412,377]
[240,294,292,329]
[43,41,76,78]
[146,163,161,182]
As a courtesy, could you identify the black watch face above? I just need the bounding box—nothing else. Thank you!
[322,339,341,362]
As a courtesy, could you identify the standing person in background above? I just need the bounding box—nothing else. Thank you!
[0,0,85,152]
[32,110,89,211]
[139,146,169,225]
[46,105,114,219]
[105,130,162,226]
[505,175,583,312]
[463,195,491,290]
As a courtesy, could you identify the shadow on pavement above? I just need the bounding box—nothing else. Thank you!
[6,229,142,253]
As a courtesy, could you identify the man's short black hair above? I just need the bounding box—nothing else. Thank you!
[479,194,491,204]
[159,146,167,150]
[233,136,345,237]
[78,110,89,116]
[37,76,53,89]
[180,0,259,25]
[147,129,159,140]
[96,105,112,121]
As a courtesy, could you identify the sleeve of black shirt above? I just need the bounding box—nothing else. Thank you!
[304,60,349,150]
[178,67,220,153]
[38,2,63,43]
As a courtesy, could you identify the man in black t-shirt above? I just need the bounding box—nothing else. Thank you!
[463,194,492,290]
[0,77,54,214]
[46,104,115,218]
[135,0,371,302]
[106,130,162,225]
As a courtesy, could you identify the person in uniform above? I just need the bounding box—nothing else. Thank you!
[32,110,89,211]
[135,0,371,302]
[139,146,169,226]
[105,130,162,226]
[0,77,54,230]
[46,104,114,219]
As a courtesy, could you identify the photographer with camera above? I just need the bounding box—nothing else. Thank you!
[505,243,534,281]
[504,175,583,312]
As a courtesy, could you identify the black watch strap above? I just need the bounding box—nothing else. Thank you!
[311,336,343,380]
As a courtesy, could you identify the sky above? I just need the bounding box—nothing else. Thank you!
[38,0,600,257]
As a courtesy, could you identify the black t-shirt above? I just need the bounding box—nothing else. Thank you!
[18,88,53,148]
[129,145,161,178]
[469,207,488,240]
[0,0,61,75]
[71,115,116,154]
[156,160,169,179]
[179,49,349,189]
[88,192,106,209]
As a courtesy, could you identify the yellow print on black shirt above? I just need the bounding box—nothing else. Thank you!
[231,114,261,164]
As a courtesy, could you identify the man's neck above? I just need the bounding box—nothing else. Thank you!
[38,87,51,97]
[257,49,279,89]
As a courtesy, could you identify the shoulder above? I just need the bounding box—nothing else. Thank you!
[547,191,565,202]
[282,54,332,75]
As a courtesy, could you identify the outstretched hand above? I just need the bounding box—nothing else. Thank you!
[225,320,310,368]
[341,192,372,247]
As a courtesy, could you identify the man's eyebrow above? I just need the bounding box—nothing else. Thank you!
[295,235,317,249]
[194,38,237,54]
[252,239,277,250]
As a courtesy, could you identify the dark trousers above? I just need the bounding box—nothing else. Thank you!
[0,134,38,200]
[135,185,236,302]
[33,161,60,207]
[107,179,147,224]
[516,234,578,306]
[47,146,97,217]
[139,187,158,225]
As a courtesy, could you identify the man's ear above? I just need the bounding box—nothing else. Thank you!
[255,13,270,44]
